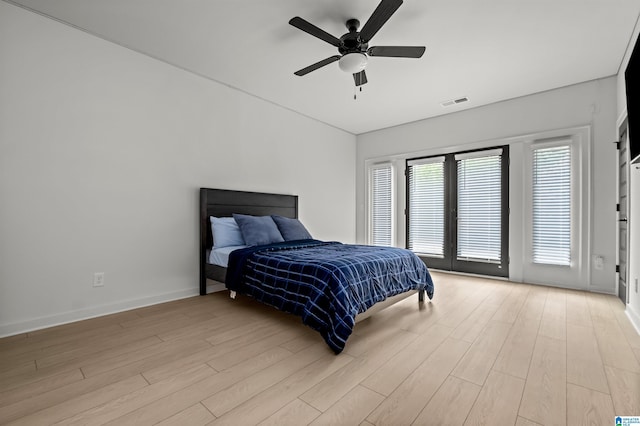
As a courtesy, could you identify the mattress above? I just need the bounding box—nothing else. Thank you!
[208,245,247,267]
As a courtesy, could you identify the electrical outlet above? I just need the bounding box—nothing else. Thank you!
[594,255,604,270]
[93,272,105,287]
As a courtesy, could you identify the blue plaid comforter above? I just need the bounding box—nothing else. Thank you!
[225,239,434,353]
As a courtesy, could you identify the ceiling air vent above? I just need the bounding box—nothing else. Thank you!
[441,97,469,107]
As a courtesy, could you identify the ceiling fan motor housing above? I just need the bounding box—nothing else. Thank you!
[340,19,368,55]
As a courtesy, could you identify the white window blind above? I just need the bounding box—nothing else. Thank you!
[456,151,502,262]
[408,157,445,256]
[370,164,392,246]
[532,145,571,265]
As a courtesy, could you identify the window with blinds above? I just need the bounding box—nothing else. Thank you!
[456,150,503,262]
[370,164,392,246]
[532,145,572,265]
[407,157,445,256]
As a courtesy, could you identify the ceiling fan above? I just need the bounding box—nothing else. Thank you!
[289,0,425,87]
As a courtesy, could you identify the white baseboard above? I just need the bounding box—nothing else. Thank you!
[589,286,618,296]
[0,288,199,338]
[626,304,640,336]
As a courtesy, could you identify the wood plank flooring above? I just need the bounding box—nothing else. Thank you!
[1,272,639,425]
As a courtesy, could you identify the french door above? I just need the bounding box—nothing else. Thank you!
[406,146,509,277]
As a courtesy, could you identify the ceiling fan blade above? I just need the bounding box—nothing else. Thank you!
[367,46,426,58]
[359,0,403,43]
[353,70,368,86]
[289,17,341,47]
[294,55,341,76]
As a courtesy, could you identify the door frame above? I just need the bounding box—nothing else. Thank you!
[406,146,509,278]
[617,118,630,305]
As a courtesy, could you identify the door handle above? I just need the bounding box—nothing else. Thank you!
[619,218,628,222]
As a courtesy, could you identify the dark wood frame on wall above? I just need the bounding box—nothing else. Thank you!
[199,188,298,295]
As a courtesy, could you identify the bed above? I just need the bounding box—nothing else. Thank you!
[199,188,434,353]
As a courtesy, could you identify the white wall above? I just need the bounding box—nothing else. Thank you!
[617,20,640,332]
[0,3,356,336]
[356,77,618,293]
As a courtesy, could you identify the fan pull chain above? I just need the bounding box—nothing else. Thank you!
[353,86,363,100]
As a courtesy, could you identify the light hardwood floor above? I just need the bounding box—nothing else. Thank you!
[1,272,639,425]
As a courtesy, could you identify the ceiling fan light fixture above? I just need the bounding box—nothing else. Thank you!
[338,53,368,73]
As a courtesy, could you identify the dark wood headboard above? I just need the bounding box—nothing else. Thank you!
[199,188,298,295]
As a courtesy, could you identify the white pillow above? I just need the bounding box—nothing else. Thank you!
[210,216,245,248]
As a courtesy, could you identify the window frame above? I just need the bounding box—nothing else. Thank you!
[522,135,586,287]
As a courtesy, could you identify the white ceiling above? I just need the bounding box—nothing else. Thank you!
[8,0,640,134]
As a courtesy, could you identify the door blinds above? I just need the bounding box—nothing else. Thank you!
[455,149,503,263]
[407,157,445,256]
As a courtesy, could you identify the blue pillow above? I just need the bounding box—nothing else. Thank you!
[233,214,284,246]
[210,216,245,248]
[271,215,313,241]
